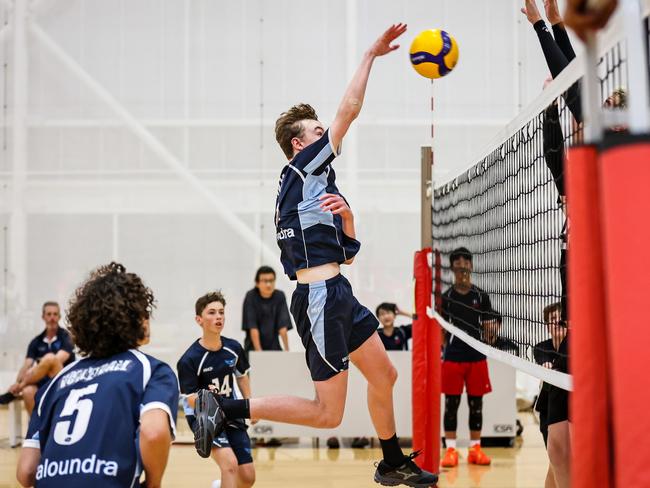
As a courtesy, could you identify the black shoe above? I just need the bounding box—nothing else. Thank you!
[193,389,227,458]
[374,451,438,487]
[351,436,370,448]
[326,437,340,449]
[0,392,16,405]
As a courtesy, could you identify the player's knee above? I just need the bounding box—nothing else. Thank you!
[22,385,37,401]
[468,395,483,431]
[387,364,398,386]
[316,407,344,429]
[443,395,461,432]
[41,353,56,365]
[238,465,256,487]
[217,456,239,477]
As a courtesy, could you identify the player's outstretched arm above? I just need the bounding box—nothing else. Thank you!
[140,409,173,488]
[329,23,407,151]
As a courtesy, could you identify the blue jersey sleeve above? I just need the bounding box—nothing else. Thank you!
[24,387,48,449]
[291,129,338,175]
[60,330,75,355]
[141,360,179,440]
[176,355,198,430]
[234,342,250,377]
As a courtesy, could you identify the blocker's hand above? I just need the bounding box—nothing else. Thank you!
[368,23,407,57]
[564,0,617,40]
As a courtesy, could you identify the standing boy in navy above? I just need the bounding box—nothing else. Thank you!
[178,292,255,488]
[16,263,179,488]
[193,24,437,488]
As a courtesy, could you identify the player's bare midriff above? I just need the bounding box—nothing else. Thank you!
[296,262,340,284]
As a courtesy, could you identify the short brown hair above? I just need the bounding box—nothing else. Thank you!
[195,291,227,316]
[543,302,562,324]
[275,103,318,159]
[67,262,155,358]
[42,301,60,314]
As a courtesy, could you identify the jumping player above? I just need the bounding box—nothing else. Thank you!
[16,262,179,488]
[193,23,437,487]
[177,292,255,488]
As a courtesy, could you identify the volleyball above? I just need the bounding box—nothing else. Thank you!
[409,29,459,79]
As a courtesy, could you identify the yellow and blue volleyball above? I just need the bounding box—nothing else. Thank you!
[409,29,459,79]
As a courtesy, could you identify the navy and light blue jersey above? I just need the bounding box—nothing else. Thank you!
[26,327,75,365]
[23,350,179,488]
[177,337,250,430]
[274,129,361,279]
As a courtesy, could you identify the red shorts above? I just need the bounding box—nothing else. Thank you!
[441,359,492,396]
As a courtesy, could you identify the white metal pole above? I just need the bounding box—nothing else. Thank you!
[582,32,603,143]
[29,21,281,267]
[623,0,650,133]
[9,0,27,312]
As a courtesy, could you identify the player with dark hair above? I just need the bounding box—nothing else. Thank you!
[375,303,413,351]
[178,292,255,488]
[440,247,495,468]
[16,262,178,488]
[193,24,437,488]
[533,302,567,488]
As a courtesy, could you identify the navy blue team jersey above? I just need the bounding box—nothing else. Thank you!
[26,327,75,365]
[24,350,179,488]
[274,129,361,279]
[177,337,250,430]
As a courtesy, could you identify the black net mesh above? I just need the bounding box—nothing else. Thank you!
[431,33,636,368]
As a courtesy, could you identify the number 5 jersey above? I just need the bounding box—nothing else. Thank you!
[24,350,179,487]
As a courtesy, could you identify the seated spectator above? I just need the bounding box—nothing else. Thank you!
[0,302,75,414]
[376,303,413,351]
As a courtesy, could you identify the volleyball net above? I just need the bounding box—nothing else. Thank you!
[429,4,649,391]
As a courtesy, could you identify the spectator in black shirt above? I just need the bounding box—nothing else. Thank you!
[440,248,495,468]
[242,266,292,353]
[376,303,413,351]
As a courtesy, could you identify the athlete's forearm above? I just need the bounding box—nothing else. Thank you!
[16,359,33,383]
[341,214,356,240]
[336,52,374,124]
[249,329,263,351]
[236,375,252,399]
[279,327,290,351]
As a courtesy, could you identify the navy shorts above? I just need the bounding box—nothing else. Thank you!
[213,425,253,465]
[291,274,379,381]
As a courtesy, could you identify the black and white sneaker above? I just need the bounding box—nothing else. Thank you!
[374,451,438,487]
[193,389,227,458]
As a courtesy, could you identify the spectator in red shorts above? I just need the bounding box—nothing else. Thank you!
[439,247,497,468]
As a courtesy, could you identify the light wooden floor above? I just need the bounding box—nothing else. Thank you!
[0,410,549,488]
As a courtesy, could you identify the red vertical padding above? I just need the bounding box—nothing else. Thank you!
[565,144,612,488]
[599,134,650,488]
[412,248,439,473]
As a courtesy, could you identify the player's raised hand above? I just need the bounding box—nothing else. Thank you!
[368,23,407,57]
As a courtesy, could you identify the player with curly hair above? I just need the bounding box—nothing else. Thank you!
[17,262,179,488]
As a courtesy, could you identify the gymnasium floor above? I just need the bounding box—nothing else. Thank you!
[0,409,549,488]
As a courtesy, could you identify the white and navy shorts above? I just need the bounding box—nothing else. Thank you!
[291,274,378,381]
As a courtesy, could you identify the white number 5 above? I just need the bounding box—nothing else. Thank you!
[53,383,98,445]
